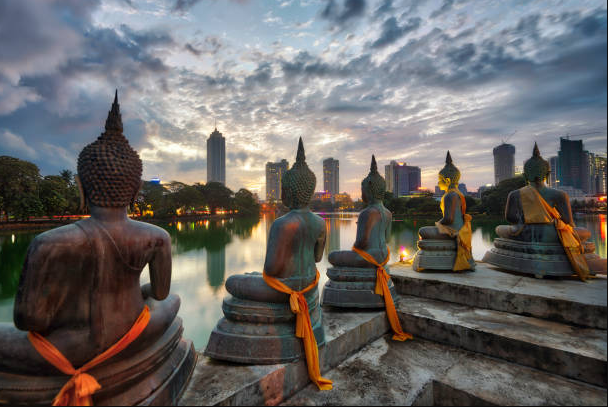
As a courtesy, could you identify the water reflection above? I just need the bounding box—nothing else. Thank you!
[0,213,605,349]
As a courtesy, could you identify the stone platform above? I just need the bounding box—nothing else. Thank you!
[179,262,607,406]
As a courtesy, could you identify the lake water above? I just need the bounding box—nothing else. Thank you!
[0,213,605,349]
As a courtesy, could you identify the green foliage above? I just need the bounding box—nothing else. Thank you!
[384,195,441,216]
[478,176,526,215]
[0,156,43,221]
[39,176,69,218]
[201,182,234,214]
[234,188,260,216]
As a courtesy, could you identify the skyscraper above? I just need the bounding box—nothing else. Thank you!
[493,143,515,185]
[548,156,560,188]
[386,161,421,197]
[558,137,584,191]
[385,164,394,193]
[323,158,339,198]
[594,154,607,195]
[207,127,226,184]
[265,159,289,202]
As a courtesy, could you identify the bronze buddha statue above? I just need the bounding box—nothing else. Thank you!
[483,143,606,279]
[413,152,475,272]
[322,155,398,308]
[0,92,195,405]
[205,138,327,365]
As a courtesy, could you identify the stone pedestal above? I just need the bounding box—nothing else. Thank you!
[482,238,602,278]
[412,239,474,272]
[321,266,397,308]
[204,288,325,364]
[0,317,196,406]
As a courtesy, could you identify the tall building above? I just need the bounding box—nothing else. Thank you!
[548,156,560,188]
[323,158,339,198]
[385,164,394,193]
[386,161,421,197]
[493,143,515,185]
[207,127,226,184]
[593,154,607,195]
[557,137,584,191]
[265,159,289,202]
[582,151,595,194]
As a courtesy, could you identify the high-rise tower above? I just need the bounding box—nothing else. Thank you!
[493,143,516,185]
[207,127,226,184]
[265,159,289,202]
[323,158,339,198]
[386,160,421,197]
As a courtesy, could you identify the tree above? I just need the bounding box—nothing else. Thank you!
[39,175,69,219]
[234,188,260,216]
[135,181,167,217]
[202,182,234,214]
[479,176,526,215]
[59,170,81,217]
[0,156,43,222]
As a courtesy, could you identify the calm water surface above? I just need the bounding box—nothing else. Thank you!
[0,213,605,349]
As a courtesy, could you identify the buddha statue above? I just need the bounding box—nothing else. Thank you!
[323,155,398,308]
[0,92,195,406]
[413,152,475,272]
[205,138,330,388]
[483,143,606,279]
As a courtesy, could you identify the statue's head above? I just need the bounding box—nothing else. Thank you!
[77,90,143,208]
[438,151,460,191]
[361,155,386,203]
[523,142,550,184]
[281,137,316,209]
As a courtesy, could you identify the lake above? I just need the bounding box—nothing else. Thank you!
[0,212,605,349]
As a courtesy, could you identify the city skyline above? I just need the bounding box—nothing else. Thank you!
[0,0,606,199]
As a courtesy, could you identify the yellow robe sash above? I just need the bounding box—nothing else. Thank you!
[351,246,413,342]
[520,185,589,281]
[435,189,473,271]
[28,306,151,406]
[263,270,332,391]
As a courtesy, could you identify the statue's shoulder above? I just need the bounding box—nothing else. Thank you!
[127,218,170,240]
[544,187,567,200]
[29,223,88,256]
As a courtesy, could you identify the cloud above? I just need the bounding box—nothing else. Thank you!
[430,0,455,19]
[0,130,37,159]
[321,0,366,25]
[172,0,249,13]
[370,16,422,48]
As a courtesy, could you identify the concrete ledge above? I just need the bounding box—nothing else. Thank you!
[390,263,607,329]
[179,308,390,405]
[395,295,607,387]
[283,336,607,406]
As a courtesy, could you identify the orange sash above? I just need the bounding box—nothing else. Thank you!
[520,186,589,281]
[435,189,474,271]
[351,246,413,342]
[262,271,332,391]
[28,306,151,406]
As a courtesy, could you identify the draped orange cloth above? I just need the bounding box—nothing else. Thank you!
[351,246,413,342]
[520,185,589,281]
[27,306,151,406]
[435,189,474,271]
[262,271,333,391]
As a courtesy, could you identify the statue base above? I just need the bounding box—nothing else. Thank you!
[204,290,326,364]
[321,267,396,308]
[412,239,474,272]
[0,317,196,406]
[482,238,602,278]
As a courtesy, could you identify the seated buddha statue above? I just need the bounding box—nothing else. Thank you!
[0,92,195,406]
[483,143,606,279]
[323,155,398,308]
[205,138,328,369]
[413,152,475,272]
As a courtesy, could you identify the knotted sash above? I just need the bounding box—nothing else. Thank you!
[27,306,151,406]
[520,185,589,281]
[435,189,474,271]
[262,270,332,391]
[351,246,413,341]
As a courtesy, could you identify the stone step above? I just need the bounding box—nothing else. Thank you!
[178,308,391,406]
[390,262,607,329]
[396,295,607,387]
[282,336,607,406]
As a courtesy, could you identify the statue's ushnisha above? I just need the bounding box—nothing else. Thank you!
[0,91,195,406]
[483,143,606,278]
[205,138,332,390]
[413,151,475,272]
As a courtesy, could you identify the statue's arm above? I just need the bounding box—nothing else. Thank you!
[385,209,392,242]
[353,210,371,249]
[314,219,326,262]
[555,191,574,225]
[439,194,456,225]
[148,231,172,300]
[14,241,59,331]
[264,221,291,276]
[505,190,523,224]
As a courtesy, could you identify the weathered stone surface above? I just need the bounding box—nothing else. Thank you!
[391,263,607,329]
[180,308,390,406]
[321,267,396,308]
[412,238,458,271]
[283,336,607,406]
[395,295,607,387]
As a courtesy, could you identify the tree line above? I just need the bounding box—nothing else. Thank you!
[0,155,260,222]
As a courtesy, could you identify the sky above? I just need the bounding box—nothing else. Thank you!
[0,0,606,199]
